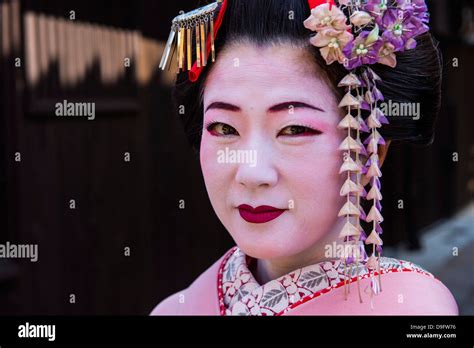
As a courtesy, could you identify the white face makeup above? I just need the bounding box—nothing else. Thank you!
[200,42,346,260]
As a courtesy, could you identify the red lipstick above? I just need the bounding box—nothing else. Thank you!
[238,204,286,224]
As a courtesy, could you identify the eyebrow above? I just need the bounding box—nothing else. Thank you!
[205,101,325,113]
[205,102,241,112]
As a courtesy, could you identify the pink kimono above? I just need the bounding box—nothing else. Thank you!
[150,246,458,315]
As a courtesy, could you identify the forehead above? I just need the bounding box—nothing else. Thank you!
[203,42,337,106]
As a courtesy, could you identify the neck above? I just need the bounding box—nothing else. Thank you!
[252,219,344,284]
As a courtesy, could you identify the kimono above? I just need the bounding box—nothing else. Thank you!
[150,246,458,315]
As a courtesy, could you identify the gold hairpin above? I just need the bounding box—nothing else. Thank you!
[159,1,223,73]
[200,21,207,67]
[196,24,201,68]
[187,27,192,70]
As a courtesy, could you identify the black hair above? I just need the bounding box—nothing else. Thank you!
[172,0,443,151]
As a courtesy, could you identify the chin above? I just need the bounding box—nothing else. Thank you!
[235,238,312,261]
[229,222,315,261]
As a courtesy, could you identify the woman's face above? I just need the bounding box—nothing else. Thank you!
[201,42,346,260]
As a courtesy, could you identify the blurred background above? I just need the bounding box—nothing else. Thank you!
[0,0,473,315]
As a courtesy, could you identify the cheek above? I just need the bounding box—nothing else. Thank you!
[284,130,345,228]
[287,130,343,186]
[200,135,211,174]
[200,136,218,186]
[200,135,232,204]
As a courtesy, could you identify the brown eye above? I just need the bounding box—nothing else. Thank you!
[279,125,321,136]
[207,122,239,136]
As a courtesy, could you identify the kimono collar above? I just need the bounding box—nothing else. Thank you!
[218,246,433,316]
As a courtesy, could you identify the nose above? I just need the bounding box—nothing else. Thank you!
[235,146,278,190]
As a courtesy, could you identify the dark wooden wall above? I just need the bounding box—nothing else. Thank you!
[0,0,472,315]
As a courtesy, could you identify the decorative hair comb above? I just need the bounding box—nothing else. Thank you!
[159,0,227,82]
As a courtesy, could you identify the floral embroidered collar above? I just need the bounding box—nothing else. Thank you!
[217,246,434,316]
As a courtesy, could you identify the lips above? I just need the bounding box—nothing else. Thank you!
[237,204,286,224]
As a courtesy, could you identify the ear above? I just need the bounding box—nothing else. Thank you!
[361,140,391,187]
[379,140,391,168]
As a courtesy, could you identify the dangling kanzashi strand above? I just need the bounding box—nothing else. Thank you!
[337,73,366,302]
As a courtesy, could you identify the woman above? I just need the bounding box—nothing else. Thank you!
[151,0,458,315]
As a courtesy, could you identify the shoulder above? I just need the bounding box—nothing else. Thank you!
[149,248,233,315]
[371,257,459,315]
[288,257,459,316]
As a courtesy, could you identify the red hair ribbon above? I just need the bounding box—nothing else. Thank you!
[188,0,334,82]
[189,0,228,82]
[308,0,335,10]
